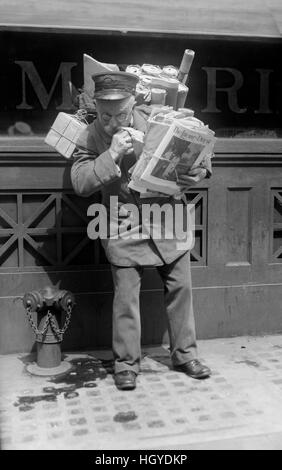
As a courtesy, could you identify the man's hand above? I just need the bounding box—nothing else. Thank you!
[109,129,134,163]
[177,167,207,191]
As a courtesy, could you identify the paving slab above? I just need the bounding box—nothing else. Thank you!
[1,335,282,450]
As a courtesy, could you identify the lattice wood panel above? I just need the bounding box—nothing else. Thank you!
[0,191,103,269]
[186,190,207,266]
[272,189,282,262]
[0,190,207,269]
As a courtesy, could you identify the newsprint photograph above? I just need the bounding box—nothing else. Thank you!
[0,0,282,457]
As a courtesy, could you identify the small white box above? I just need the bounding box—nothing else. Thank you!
[56,137,72,155]
[45,128,60,147]
[45,112,87,159]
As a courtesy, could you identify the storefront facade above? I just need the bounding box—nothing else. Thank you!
[1,28,282,353]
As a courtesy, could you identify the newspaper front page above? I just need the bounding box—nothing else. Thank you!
[129,118,216,196]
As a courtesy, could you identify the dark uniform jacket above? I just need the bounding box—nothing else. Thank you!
[71,105,212,267]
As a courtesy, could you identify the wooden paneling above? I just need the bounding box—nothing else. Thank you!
[226,188,252,265]
[1,140,282,353]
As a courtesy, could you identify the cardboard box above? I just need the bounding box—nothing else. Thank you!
[45,112,87,158]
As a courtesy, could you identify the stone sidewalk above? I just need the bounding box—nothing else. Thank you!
[1,334,282,450]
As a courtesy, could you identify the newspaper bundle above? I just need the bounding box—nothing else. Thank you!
[128,107,216,197]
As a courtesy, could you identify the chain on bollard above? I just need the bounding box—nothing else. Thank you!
[48,301,74,338]
[22,288,75,340]
[24,304,52,337]
[22,287,75,376]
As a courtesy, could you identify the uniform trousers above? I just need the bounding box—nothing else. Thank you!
[111,251,197,374]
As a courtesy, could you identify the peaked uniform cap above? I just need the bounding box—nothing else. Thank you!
[92,72,139,100]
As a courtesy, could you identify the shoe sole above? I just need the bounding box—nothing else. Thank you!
[189,372,211,379]
[115,384,136,390]
[174,368,211,379]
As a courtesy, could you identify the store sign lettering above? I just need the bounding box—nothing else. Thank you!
[202,67,274,114]
[14,61,275,114]
[15,61,77,110]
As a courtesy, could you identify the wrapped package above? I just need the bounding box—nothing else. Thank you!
[141,64,162,76]
[83,53,119,98]
[45,112,87,159]
[151,88,166,105]
[126,65,142,76]
[176,83,189,109]
[135,82,151,105]
[161,65,178,79]
[177,49,195,84]
[151,77,179,109]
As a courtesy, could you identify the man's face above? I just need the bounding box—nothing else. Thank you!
[95,96,135,137]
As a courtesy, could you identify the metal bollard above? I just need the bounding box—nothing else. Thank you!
[22,286,75,376]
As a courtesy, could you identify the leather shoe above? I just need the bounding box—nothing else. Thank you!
[114,370,137,390]
[174,359,211,379]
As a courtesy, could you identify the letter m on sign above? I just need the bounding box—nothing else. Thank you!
[15,61,77,110]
